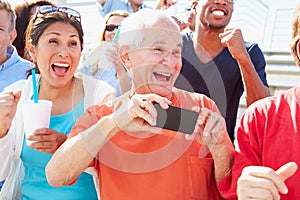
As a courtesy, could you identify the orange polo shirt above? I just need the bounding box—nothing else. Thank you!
[70,88,222,200]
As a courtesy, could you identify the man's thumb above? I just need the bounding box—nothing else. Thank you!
[276,162,298,181]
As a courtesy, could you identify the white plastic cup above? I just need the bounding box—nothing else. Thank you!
[22,100,52,146]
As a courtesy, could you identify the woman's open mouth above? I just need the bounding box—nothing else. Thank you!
[52,63,70,77]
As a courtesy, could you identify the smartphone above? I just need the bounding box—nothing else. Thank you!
[154,103,199,134]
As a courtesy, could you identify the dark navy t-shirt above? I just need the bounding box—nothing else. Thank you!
[175,32,268,142]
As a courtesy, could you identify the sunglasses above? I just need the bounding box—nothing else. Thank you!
[185,6,192,12]
[105,24,120,32]
[34,5,81,23]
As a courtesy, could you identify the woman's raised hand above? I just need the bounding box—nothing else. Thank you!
[0,91,21,138]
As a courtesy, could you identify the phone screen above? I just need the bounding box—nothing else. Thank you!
[154,103,199,134]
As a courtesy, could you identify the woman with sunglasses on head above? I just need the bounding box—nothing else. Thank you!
[79,10,131,96]
[0,5,115,200]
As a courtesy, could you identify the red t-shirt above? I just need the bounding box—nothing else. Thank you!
[219,86,300,199]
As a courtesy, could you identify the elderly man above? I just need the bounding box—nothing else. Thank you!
[46,9,234,199]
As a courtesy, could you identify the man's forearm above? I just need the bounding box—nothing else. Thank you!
[210,136,234,182]
[237,58,270,106]
[46,115,119,187]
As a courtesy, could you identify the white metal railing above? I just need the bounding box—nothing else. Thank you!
[269,8,295,52]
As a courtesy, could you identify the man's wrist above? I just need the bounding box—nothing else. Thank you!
[98,115,120,140]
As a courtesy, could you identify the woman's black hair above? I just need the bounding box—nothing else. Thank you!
[26,10,84,77]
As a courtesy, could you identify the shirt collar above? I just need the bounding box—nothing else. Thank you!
[0,45,19,71]
[127,1,148,12]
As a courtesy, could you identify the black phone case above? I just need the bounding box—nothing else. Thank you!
[154,103,199,134]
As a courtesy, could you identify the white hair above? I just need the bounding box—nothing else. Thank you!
[118,9,180,49]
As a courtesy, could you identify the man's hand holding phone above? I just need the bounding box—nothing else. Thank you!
[192,107,228,147]
[153,103,228,147]
[153,103,199,134]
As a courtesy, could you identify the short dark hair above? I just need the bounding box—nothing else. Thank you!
[26,9,84,51]
[0,0,16,30]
